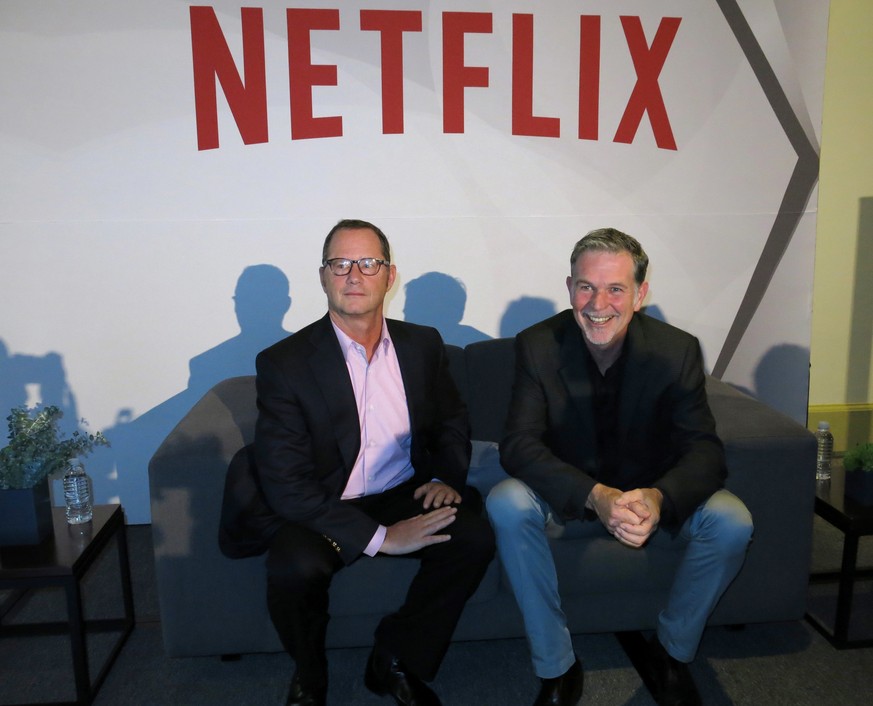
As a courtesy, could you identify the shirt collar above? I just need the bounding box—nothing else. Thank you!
[331,318,392,359]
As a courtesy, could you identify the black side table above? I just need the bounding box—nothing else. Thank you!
[0,505,135,705]
[807,463,873,648]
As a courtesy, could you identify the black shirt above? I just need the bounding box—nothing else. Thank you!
[583,340,628,489]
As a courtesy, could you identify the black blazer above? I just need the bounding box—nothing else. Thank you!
[499,311,725,529]
[230,314,470,564]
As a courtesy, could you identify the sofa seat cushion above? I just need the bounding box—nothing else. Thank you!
[545,522,686,596]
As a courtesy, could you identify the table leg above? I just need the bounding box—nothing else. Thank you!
[64,577,91,705]
[834,531,860,643]
[116,524,135,623]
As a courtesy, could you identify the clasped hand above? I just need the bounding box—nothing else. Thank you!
[588,484,663,548]
[379,482,461,556]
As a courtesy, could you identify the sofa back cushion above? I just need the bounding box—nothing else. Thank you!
[462,338,516,443]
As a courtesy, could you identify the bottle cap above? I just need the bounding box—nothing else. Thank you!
[817,421,830,431]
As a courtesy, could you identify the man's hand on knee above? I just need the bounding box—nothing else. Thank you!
[414,481,462,509]
[379,506,457,555]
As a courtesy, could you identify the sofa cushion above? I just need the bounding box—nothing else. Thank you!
[463,339,516,442]
[549,526,685,596]
[467,440,510,497]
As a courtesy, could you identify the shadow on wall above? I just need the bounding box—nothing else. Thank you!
[403,272,491,347]
[0,339,80,439]
[87,264,293,523]
[722,344,810,426]
[403,271,560,344]
[640,304,667,323]
[754,344,810,425]
[499,297,559,338]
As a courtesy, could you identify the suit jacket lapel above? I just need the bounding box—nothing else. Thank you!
[387,320,419,429]
[558,319,597,451]
[617,316,651,441]
[307,314,361,473]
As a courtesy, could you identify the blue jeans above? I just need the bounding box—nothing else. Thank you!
[486,478,753,678]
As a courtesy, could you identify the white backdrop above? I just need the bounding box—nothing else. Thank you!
[0,1,829,522]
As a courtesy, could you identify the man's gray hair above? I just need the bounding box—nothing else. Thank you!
[570,227,649,286]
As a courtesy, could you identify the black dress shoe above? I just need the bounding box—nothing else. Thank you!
[364,647,441,706]
[644,637,701,706]
[533,657,583,706]
[286,671,326,706]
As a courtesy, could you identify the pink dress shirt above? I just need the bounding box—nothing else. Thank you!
[332,320,413,555]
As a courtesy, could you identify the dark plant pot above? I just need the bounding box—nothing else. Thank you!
[0,479,54,546]
[844,470,873,506]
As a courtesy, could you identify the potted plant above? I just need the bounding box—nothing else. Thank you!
[843,442,873,505]
[0,405,109,545]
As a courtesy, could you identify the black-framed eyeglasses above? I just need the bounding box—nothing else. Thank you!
[322,258,390,276]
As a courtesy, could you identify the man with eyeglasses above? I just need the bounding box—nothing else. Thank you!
[251,219,495,706]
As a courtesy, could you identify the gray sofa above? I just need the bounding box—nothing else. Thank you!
[148,337,817,658]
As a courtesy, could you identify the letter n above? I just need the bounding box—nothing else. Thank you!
[190,6,268,151]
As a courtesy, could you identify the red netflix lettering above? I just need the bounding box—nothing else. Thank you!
[287,9,341,140]
[190,7,268,151]
[512,14,560,137]
[442,12,492,134]
[189,8,682,151]
[578,15,601,141]
[613,16,681,150]
[360,10,423,134]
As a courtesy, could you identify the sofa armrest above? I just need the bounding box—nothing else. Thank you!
[705,376,817,623]
[148,376,271,656]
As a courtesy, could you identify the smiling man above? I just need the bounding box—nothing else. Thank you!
[486,228,753,706]
[248,219,495,706]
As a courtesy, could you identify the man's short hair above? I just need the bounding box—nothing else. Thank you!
[570,227,649,286]
[322,219,391,263]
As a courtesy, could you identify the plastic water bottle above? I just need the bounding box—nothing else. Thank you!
[63,461,93,524]
[815,421,834,481]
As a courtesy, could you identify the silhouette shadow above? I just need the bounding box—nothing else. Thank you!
[0,338,80,438]
[0,338,94,507]
[90,264,293,523]
[640,304,667,323]
[499,297,559,338]
[753,343,811,424]
[403,272,491,346]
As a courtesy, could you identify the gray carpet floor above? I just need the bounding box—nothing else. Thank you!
[2,517,872,705]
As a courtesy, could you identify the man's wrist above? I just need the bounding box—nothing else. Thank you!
[585,483,604,511]
[365,525,387,557]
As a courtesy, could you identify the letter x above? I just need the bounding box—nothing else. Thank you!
[614,16,681,150]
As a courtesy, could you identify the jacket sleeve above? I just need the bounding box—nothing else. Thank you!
[499,333,595,521]
[650,337,726,527]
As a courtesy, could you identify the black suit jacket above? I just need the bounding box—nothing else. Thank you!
[499,310,725,529]
[230,314,470,564]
